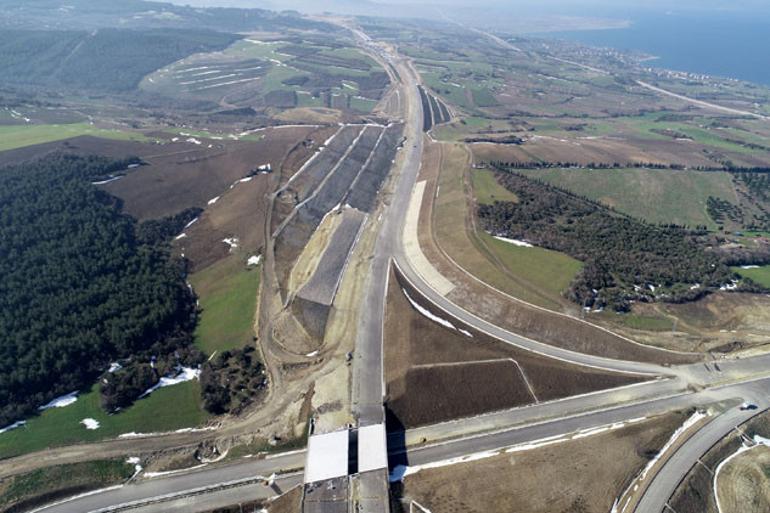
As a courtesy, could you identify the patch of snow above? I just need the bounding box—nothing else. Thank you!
[174,233,187,240]
[505,434,570,453]
[208,196,220,205]
[247,255,262,266]
[81,418,100,430]
[390,449,502,481]
[222,237,239,251]
[126,456,143,478]
[91,176,123,185]
[186,138,202,145]
[171,137,179,142]
[39,391,78,410]
[689,283,701,290]
[641,411,706,481]
[184,217,199,229]
[741,265,760,269]
[459,329,473,338]
[305,350,319,357]
[402,288,456,331]
[493,235,534,248]
[119,426,216,439]
[108,362,122,373]
[175,426,216,434]
[0,420,26,434]
[140,366,200,398]
[720,280,739,291]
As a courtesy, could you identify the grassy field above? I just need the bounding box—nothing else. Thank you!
[431,143,579,310]
[0,381,208,459]
[0,459,134,511]
[472,169,519,205]
[733,265,770,288]
[0,123,147,152]
[480,232,583,298]
[189,255,261,355]
[518,167,739,229]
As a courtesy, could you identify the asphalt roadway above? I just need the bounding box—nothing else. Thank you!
[351,35,426,427]
[34,376,770,513]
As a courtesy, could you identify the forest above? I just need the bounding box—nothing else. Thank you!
[0,154,197,426]
[0,28,239,93]
[478,170,740,311]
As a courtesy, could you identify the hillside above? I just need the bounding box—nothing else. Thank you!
[0,28,239,93]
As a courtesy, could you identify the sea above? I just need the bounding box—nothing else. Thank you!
[543,11,770,87]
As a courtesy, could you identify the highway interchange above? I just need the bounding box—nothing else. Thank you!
[31,22,770,513]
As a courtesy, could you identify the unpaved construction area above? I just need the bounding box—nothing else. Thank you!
[272,123,403,296]
[396,412,688,513]
[384,267,645,428]
[175,174,270,272]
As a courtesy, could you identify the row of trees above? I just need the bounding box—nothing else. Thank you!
[489,160,770,173]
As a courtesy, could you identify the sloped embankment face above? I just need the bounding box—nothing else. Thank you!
[270,122,403,348]
[384,266,646,428]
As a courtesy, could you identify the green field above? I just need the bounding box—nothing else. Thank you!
[0,459,134,511]
[518,167,739,229]
[0,382,208,459]
[349,96,378,113]
[0,123,148,152]
[733,265,770,288]
[472,169,519,205]
[190,255,261,355]
[480,232,583,299]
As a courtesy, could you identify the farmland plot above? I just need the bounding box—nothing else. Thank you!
[385,267,644,428]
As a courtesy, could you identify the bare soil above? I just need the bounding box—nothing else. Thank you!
[384,267,645,429]
[106,128,317,221]
[398,412,687,513]
[267,485,302,513]
[176,175,270,272]
[388,361,534,428]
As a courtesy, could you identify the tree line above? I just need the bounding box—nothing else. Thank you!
[0,154,199,426]
[477,169,743,312]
